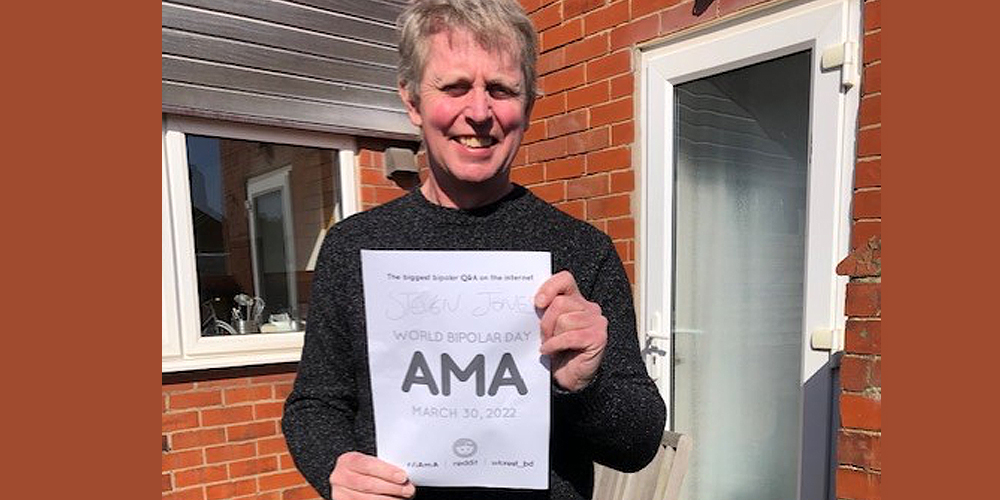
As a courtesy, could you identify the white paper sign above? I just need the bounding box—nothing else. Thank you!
[361,250,551,489]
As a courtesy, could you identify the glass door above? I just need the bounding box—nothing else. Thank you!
[640,1,860,499]
[247,168,298,322]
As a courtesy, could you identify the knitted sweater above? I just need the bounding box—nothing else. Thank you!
[282,185,666,500]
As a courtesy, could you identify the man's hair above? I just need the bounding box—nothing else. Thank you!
[396,0,539,114]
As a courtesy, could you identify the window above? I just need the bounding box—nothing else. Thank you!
[162,116,358,371]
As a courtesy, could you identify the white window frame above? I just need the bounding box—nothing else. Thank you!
[162,115,358,372]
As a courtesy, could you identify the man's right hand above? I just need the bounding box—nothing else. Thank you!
[329,452,416,499]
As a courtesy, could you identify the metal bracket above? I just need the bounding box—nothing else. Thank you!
[821,41,859,90]
[810,328,845,352]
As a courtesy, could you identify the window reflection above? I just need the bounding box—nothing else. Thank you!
[186,135,340,336]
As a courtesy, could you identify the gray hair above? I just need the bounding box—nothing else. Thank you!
[396,0,539,114]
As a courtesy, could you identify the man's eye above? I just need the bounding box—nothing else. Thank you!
[441,84,470,96]
[488,86,518,99]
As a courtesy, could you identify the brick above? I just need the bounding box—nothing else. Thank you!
[163,449,204,472]
[567,174,609,199]
[250,373,296,385]
[837,468,881,500]
[541,19,583,51]
[164,473,173,492]
[854,158,881,188]
[511,163,545,185]
[530,182,566,203]
[163,487,206,500]
[859,94,881,127]
[863,30,881,64]
[609,73,633,99]
[374,186,406,204]
[239,493,281,500]
[614,240,630,261]
[206,478,256,500]
[853,189,881,219]
[163,411,200,432]
[871,358,881,387]
[258,436,290,456]
[587,146,631,172]
[255,401,284,420]
[838,431,881,470]
[282,485,321,500]
[611,120,634,146]
[856,127,880,157]
[841,393,881,430]
[567,81,610,111]
[537,47,567,75]
[839,356,869,392]
[541,65,587,94]
[523,119,547,144]
[170,390,223,410]
[850,220,880,251]
[660,3,705,35]
[587,50,631,82]
[163,382,196,393]
[863,62,881,94]
[610,14,659,50]
[205,442,256,464]
[565,33,609,66]
[359,167,385,186]
[623,262,635,283]
[546,109,589,137]
[845,320,880,355]
[259,470,308,492]
[280,453,297,470]
[556,200,586,219]
[632,0,683,19]
[532,93,566,119]
[172,428,227,450]
[175,465,228,488]
[545,156,585,180]
[227,421,277,442]
[163,394,168,413]
[564,0,605,18]
[526,136,568,163]
[530,3,562,33]
[590,219,608,233]
[567,127,610,154]
[587,194,631,219]
[718,0,770,16]
[202,406,254,427]
[511,146,528,167]
[606,217,635,239]
[845,282,880,317]
[230,456,279,478]
[585,1,629,35]
[609,169,634,193]
[518,0,544,14]
[590,97,633,127]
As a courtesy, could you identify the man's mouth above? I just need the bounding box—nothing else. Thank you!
[454,136,496,149]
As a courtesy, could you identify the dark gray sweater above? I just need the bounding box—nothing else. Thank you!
[282,186,665,500]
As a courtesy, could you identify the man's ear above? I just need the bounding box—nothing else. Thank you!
[398,83,423,128]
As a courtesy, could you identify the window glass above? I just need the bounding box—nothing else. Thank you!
[186,135,340,336]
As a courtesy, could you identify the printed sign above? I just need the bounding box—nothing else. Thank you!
[361,250,551,489]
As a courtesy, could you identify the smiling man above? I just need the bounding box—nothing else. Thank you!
[282,1,666,499]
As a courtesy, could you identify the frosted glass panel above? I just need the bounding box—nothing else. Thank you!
[672,51,810,500]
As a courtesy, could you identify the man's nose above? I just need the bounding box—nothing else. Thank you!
[464,88,491,124]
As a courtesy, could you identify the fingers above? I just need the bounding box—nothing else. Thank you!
[539,324,606,356]
[331,452,415,499]
[534,270,580,308]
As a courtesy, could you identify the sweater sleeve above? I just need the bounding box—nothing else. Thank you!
[552,240,666,472]
[281,233,358,500]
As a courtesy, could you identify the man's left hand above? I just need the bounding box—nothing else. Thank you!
[535,271,608,392]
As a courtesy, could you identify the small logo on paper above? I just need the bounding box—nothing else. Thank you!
[452,438,478,458]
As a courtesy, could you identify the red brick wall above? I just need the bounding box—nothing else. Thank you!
[162,367,318,500]
[835,1,881,499]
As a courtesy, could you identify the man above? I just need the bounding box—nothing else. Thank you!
[282,1,666,498]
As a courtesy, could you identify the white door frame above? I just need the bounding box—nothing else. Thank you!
[638,0,860,496]
[247,166,298,318]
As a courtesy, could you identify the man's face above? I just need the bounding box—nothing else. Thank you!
[401,29,528,186]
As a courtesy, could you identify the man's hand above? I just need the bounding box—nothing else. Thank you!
[329,452,415,499]
[535,271,608,392]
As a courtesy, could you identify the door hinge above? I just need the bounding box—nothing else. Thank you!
[810,328,845,352]
[821,41,859,90]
